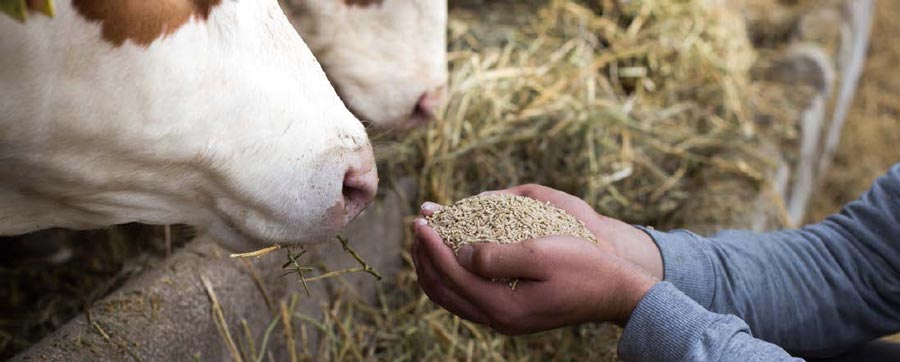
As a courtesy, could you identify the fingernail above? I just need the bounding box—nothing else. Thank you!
[421,202,442,212]
[414,218,428,227]
[457,244,474,268]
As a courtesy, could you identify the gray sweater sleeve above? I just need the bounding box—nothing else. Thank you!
[618,163,900,361]
[618,282,803,362]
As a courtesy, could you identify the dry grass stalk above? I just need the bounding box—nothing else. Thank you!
[255,315,281,362]
[280,236,382,297]
[230,245,281,259]
[201,275,243,362]
[164,225,172,257]
[90,320,143,362]
[279,301,297,362]
[240,319,257,360]
[281,247,314,296]
[241,259,275,314]
[207,237,383,361]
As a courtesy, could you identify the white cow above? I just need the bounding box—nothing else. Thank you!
[282,0,448,129]
[0,0,378,251]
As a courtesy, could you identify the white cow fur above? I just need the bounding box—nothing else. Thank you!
[0,0,377,251]
[282,0,448,129]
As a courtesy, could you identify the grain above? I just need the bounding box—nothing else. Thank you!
[428,194,597,252]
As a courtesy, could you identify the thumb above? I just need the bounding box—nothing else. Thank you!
[456,240,552,281]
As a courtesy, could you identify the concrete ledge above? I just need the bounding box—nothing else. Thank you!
[11,184,413,362]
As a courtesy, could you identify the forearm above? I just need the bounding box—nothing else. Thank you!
[619,282,802,362]
[641,164,900,356]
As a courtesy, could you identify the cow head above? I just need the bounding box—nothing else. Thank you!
[0,0,378,251]
[281,0,448,130]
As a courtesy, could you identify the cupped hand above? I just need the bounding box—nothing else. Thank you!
[421,184,663,279]
[411,218,658,335]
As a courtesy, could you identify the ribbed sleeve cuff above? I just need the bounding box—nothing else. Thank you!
[635,227,716,309]
[618,282,720,362]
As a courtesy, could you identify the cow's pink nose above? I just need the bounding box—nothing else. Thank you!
[414,91,441,119]
[342,162,378,220]
[407,89,444,129]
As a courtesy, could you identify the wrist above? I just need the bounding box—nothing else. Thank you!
[621,273,658,326]
[612,225,664,280]
[605,262,658,326]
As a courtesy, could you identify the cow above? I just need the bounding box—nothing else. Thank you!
[281,0,449,130]
[0,0,379,252]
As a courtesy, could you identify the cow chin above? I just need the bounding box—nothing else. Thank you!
[203,197,349,253]
[204,217,342,253]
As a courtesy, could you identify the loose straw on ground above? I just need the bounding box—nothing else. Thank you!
[230,245,281,259]
[201,275,243,362]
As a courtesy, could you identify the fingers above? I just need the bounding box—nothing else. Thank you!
[456,242,550,280]
[477,184,538,198]
[413,220,510,311]
[414,238,489,324]
[420,201,442,217]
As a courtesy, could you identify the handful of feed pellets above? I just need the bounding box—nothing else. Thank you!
[427,194,598,288]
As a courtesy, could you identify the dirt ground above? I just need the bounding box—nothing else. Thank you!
[804,0,900,224]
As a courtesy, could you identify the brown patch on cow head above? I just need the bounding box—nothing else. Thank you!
[343,0,383,7]
[72,0,223,47]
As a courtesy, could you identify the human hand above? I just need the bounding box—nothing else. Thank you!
[422,184,663,279]
[411,218,658,334]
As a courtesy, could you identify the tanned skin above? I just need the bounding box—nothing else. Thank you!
[412,184,665,334]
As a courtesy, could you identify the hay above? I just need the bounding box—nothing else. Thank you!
[302,0,796,360]
[2,0,810,360]
[806,0,900,224]
[381,0,787,228]
[429,194,597,251]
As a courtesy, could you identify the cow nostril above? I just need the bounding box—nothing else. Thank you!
[342,167,377,219]
[413,93,437,120]
[342,183,367,208]
[406,90,443,129]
